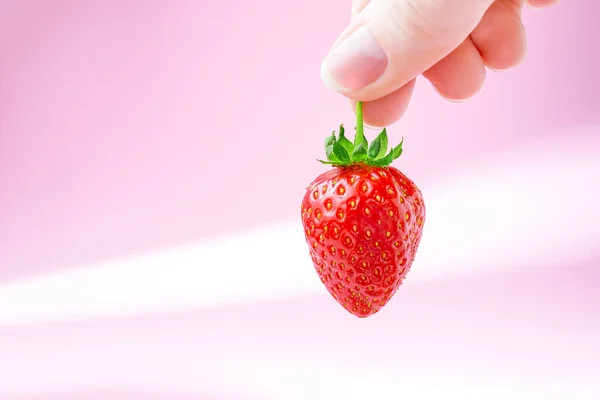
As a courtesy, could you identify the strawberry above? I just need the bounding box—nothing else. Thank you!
[301,102,425,318]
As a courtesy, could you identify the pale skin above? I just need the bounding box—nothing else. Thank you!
[321,0,560,127]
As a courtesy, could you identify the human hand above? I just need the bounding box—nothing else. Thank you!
[320,0,559,127]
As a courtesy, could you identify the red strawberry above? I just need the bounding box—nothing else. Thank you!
[301,102,425,318]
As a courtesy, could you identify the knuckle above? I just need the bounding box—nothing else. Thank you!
[386,0,477,47]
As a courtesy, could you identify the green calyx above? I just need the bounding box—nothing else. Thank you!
[318,101,403,168]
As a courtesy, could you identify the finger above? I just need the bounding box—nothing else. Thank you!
[354,79,417,128]
[321,0,495,101]
[350,0,415,127]
[470,0,527,70]
[423,37,486,101]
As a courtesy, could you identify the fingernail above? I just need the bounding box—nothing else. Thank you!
[321,27,388,93]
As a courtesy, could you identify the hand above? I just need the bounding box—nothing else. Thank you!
[320,0,559,127]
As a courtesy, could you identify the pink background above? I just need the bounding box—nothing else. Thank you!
[1,0,599,399]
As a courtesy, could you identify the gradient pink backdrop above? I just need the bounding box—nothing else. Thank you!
[1,0,599,399]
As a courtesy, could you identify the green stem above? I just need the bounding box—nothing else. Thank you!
[354,101,365,147]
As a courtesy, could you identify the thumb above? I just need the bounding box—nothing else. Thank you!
[321,0,495,102]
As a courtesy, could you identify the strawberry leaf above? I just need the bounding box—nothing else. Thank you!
[368,136,381,159]
[325,132,335,148]
[318,159,345,165]
[332,141,351,163]
[376,128,388,159]
[369,128,389,160]
[352,142,368,162]
[370,148,395,167]
[392,138,404,159]
[325,135,339,162]
[337,124,354,154]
